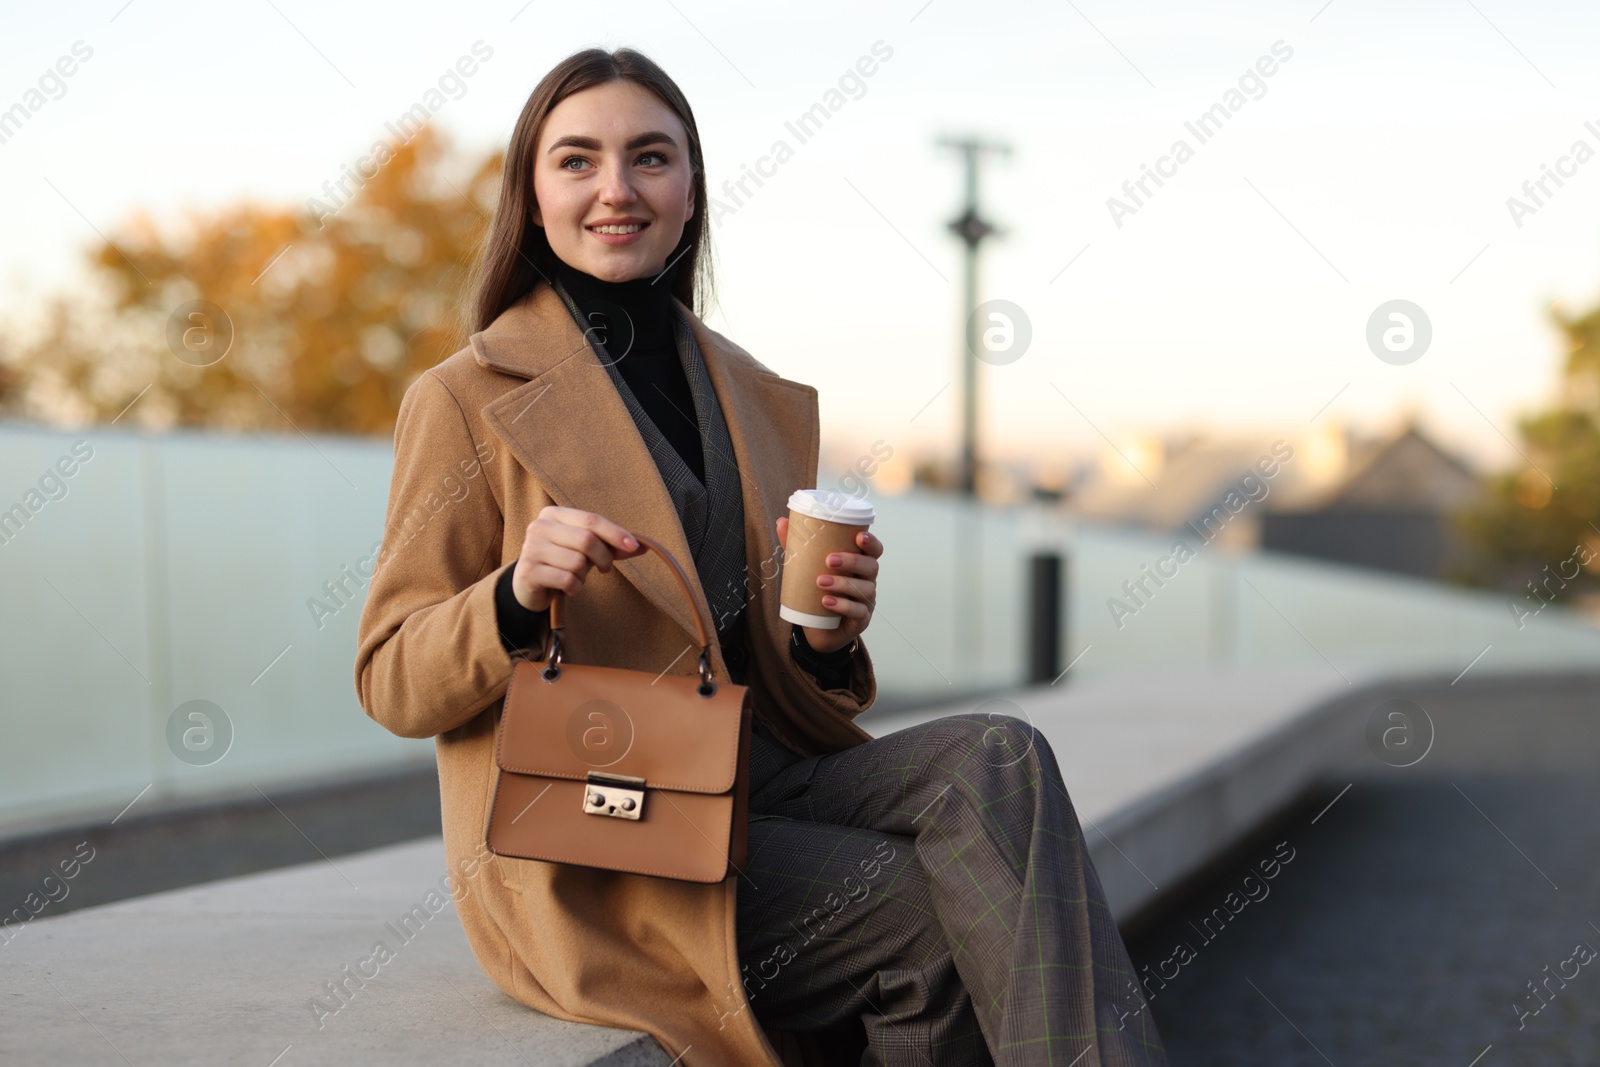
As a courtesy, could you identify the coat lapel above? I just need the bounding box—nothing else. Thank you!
[473,281,816,669]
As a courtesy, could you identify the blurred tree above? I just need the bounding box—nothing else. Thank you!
[1453,297,1600,604]
[0,125,500,436]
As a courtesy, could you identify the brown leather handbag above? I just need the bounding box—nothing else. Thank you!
[485,533,752,883]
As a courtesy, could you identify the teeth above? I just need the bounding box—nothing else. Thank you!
[589,223,644,234]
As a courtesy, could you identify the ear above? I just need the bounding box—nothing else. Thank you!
[531,201,543,228]
[684,181,695,221]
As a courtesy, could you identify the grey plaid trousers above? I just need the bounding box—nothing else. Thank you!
[734,713,1169,1067]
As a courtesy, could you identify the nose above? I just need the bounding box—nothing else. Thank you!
[596,157,638,206]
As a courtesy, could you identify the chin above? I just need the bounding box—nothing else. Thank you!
[591,263,644,282]
[587,254,664,283]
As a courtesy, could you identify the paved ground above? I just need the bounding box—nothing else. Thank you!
[0,764,442,918]
[1127,678,1600,1066]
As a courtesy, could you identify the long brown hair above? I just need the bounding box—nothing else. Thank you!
[463,48,714,336]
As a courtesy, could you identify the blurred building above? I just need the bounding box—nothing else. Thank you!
[1067,434,1292,550]
[1259,424,1482,579]
[1058,421,1484,579]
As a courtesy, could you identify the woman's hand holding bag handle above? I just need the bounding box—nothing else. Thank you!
[486,532,753,884]
[543,532,720,694]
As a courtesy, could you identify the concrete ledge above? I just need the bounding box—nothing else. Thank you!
[2,838,673,1066]
[864,667,1372,926]
[14,668,1590,1065]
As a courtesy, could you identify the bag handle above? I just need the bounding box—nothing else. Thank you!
[542,532,719,692]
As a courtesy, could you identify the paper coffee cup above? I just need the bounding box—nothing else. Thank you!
[779,489,875,629]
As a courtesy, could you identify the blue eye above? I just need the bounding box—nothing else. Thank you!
[638,151,668,166]
[560,156,591,171]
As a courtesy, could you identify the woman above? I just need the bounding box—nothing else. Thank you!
[355,46,1166,1067]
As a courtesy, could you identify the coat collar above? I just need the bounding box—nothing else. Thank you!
[472,280,817,673]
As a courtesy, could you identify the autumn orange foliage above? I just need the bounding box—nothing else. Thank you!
[0,126,500,437]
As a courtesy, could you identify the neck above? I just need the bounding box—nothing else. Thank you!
[553,257,681,335]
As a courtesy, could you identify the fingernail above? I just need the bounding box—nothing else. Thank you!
[827,554,842,567]
[823,596,836,606]
[625,536,638,548]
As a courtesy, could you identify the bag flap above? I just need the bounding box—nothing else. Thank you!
[496,659,748,794]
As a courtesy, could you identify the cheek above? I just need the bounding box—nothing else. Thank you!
[530,179,547,227]
[652,174,695,222]
[531,169,573,228]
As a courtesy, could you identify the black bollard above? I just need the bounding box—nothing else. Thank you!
[1027,552,1063,684]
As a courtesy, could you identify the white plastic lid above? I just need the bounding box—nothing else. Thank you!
[787,488,874,525]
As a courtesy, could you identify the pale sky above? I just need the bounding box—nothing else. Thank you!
[5,0,1600,479]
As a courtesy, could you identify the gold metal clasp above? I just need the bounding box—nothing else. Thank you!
[582,771,646,821]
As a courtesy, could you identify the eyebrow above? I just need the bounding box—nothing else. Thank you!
[545,130,679,155]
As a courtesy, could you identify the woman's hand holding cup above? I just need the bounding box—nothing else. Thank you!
[776,492,882,655]
[511,505,647,612]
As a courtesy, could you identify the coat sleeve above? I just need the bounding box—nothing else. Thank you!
[793,633,876,712]
[354,371,515,739]
[787,623,856,691]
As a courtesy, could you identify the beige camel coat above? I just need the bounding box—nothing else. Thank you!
[354,278,879,1066]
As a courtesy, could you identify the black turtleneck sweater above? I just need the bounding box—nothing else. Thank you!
[552,257,706,486]
[492,259,857,693]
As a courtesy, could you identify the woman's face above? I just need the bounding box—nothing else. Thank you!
[531,80,696,283]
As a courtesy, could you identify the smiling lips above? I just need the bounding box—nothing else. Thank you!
[587,219,649,235]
